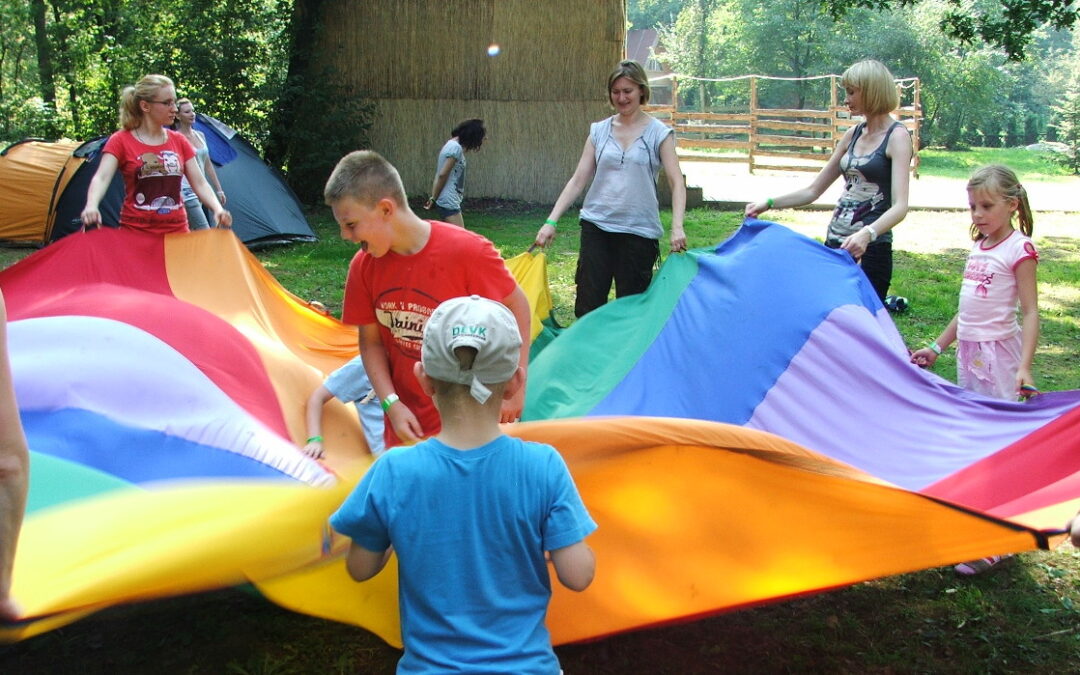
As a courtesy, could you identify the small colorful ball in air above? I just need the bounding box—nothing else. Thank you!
[487,43,501,57]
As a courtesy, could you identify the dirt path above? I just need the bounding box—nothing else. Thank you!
[681,160,1080,212]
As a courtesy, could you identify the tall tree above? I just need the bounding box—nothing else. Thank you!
[823,0,1080,60]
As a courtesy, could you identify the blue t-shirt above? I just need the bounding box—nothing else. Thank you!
[330,435,597,675]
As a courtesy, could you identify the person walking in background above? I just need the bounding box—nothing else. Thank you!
[81,74,231,234]
[533,59,687,318]
[424,119,486,228]
[330,295,596,674]
[909,164,1040,575]
[0,290,30,621]
[746,59,912,303]
[171,97,226,231]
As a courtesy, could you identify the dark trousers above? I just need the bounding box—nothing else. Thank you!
[574,219,660,318]
[859,241,893,302]
[826,239,892,302]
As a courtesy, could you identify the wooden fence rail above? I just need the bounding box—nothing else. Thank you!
[645,74,921,176]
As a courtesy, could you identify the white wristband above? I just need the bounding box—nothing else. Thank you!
[864,225,878,242]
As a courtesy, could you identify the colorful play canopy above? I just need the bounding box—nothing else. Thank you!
[1,221,1077,645]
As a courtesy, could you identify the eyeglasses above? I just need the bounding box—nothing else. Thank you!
[147,99,178,108]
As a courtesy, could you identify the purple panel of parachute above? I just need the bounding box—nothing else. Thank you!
[525,219,1080,495]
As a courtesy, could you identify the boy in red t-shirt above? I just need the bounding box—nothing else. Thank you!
[324,150,531,449]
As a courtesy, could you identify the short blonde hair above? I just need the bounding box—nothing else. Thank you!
[967,164,1034,238]
[324,150,407,207]
[607,59,650,105]
[118,74,174,131]
[840,60,899,116]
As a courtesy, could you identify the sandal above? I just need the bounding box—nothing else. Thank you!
[954,554,1012,576]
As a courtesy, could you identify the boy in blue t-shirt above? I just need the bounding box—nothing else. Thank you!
[330,295,596,674]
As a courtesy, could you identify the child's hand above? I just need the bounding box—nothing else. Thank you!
[1015,370,1038,399]
[500,386,524,423]
[910,348,937,369]
[302,440,324,459]
[388,403,424,443]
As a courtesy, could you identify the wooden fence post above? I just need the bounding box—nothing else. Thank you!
[749,76,758,174]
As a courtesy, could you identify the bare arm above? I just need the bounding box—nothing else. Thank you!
[744,127,853,217]
[1013,257,1040,392]
[186,157,231,228]
[197,133,226,205]
[911,314,958,368]
[659,132,687,252]
[359,324,423,443]
[1069,512,1080,547]
[499,285,532,423]
[550,541,595,591]
[0,292,29,620]
[344,542,391,581]
[302,384,335,458]
[534,136,598,247]
[81,152,120,228]
[425,155,458,209]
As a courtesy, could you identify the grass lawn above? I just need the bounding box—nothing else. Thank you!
[2,151,1079,672]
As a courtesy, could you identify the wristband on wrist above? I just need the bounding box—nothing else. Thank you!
[766,198,775,209]
[929,341,942,355]
[305,435,323,444]
[865,225,878,242]
[544,218,557,227]
[381,392,400,412]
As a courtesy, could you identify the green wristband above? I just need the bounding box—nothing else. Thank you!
[544,218,558,227]
[766,198,775,209]
[381,393,400,412]
[306,435,323,444]
[929,341,942,355]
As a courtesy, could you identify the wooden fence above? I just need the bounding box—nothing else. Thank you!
[645,74,921,176]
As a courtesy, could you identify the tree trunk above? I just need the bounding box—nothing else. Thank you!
[29,0,56,107]
[264,0,326,170]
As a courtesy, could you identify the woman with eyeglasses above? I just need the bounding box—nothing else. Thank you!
[81,74,232,234]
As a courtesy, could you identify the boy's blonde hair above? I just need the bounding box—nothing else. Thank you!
[967,164,1034,238]
[324,150,407,207]
[607,59,650,105]
[429,347,509,404]
[118,74,174,131]
[840,60,899,116]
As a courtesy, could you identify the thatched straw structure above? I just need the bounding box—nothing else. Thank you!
[315,0,625,203]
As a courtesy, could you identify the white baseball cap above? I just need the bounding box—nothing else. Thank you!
[422,295,522,403]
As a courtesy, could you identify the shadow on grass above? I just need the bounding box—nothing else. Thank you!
[2,547,1077,674]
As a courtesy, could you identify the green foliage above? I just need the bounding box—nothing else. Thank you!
[919,146,1074,180]
[0,0,290,146]
[824,0,1080,60]
[1050,90,1080,174]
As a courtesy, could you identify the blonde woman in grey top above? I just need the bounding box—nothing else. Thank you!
[534,60,686,318]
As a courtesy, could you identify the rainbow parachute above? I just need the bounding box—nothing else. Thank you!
[1,222,1077,645]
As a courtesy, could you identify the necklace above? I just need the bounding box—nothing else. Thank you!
[134,127,165,145]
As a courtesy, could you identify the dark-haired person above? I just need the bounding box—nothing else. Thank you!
[533,60,687,318]
[424,118,487,228]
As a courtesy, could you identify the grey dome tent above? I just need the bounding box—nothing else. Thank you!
[44,114,316,247]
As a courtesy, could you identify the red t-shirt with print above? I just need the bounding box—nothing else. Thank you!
[103,129,195,234]
[342,221,518,448]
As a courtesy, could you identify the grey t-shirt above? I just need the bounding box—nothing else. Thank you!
[434,138,466,211]
[580,116,671,240]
